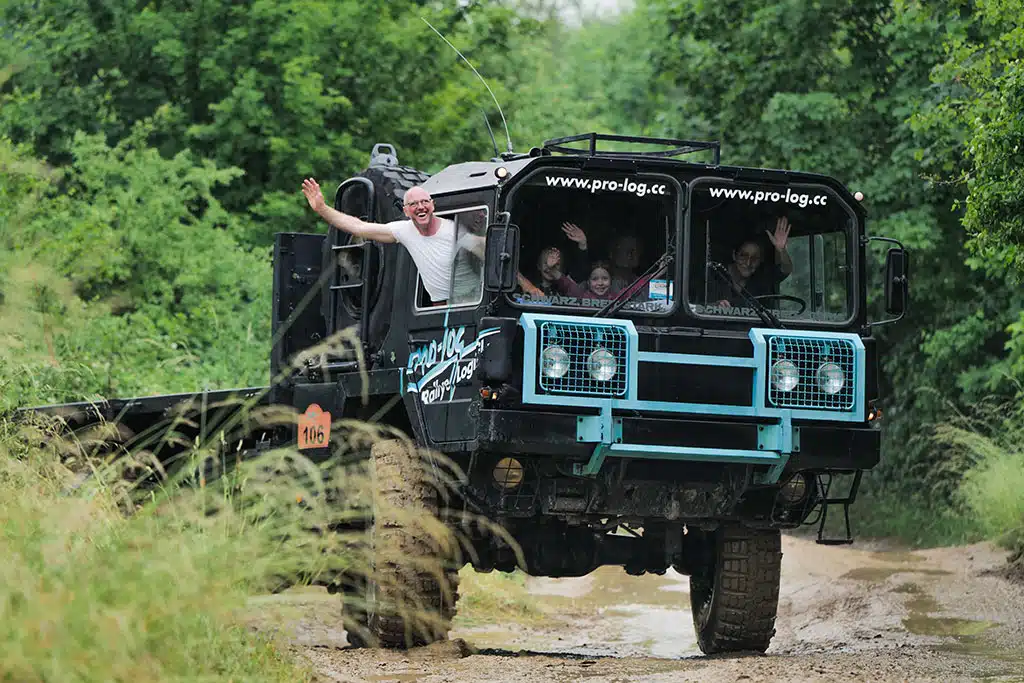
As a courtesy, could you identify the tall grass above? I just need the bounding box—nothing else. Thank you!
[933,404,1024,570]
[0,418,317,682]
[923,397,1024,577]
[0,372,517,678]
[846,483,982,549]
[851,393,1024,559]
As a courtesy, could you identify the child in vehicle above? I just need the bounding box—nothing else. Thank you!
[552,260,618,301]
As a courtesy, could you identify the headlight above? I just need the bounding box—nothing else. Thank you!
[817,362,845,395]
[541,345,569,378]
[770,360,799,392]
[587,347,617,381]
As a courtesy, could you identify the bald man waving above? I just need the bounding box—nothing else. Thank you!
[301,178,475,305]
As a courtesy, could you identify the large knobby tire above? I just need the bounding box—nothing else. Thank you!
[344,439,459,649]
[689,525,782,654]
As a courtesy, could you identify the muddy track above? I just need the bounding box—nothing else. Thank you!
[249,535,1024,682]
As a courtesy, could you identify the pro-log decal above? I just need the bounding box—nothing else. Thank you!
[405,326,500,404]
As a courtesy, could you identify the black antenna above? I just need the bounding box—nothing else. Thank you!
[482,110,499,158]
[421,17,514,154]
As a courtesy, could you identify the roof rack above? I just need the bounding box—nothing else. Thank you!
[542,133,721,165]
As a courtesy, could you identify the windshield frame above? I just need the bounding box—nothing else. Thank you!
[501,165,685,318]
[683,176,861,329]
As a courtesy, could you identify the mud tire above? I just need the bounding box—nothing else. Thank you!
[344,439,459,649]
[689,525,782,654]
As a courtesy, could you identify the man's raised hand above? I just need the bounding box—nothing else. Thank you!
[302,178,326,213]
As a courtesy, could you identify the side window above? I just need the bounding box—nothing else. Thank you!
[414,206,487,311]
[450,209,486,306]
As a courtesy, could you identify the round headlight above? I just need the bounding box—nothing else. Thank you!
[817,362,845,395]
[770,360,799,392]
[588,347,617,381]
[541,345,570,378]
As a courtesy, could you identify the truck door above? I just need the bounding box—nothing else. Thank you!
[403,191,492,446]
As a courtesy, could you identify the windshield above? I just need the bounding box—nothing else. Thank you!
[687,181,854,324]
[507,169,678,314]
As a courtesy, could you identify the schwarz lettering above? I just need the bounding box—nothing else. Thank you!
[689,303,846,321]
[514,293,670,310]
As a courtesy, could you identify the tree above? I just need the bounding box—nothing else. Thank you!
[639,0,1024,505]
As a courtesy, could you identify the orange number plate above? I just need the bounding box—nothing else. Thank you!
[297,403,331,450]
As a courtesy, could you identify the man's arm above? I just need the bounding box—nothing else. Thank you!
[302,178,397,243]
[459,232,486,259]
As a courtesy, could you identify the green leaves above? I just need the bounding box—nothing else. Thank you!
[0,125,270,407]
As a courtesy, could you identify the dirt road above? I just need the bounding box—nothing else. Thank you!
[250,535,1024,682]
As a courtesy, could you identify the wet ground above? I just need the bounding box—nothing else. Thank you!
[249,535,1024,682]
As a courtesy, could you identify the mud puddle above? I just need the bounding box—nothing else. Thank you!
[455,566,702,658]
[253,536,1024,682]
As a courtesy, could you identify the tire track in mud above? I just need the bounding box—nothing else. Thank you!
[251,535,1024,682]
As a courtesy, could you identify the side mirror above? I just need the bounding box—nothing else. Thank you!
[884,247,908,315]
[484,223,520,292]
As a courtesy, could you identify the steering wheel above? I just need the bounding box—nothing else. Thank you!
[754,294,807,315]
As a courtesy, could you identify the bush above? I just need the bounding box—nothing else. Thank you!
[933,398,1024,576]
[0,421,318,681]
[850,479,982,548]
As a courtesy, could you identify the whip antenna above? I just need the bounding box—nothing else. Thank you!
[421,16,513,154]
[481,110,499,158]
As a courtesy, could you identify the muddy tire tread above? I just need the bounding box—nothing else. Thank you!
[352,439,459,649]
[692,526,782,654]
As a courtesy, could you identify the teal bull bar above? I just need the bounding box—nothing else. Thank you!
[518,313,865,485]
[573,404,795,483]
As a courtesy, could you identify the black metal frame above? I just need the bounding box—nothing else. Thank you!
[866,235,909,328]
[810,471,863,545]
[542,132,721,164]
[329,177,377,354]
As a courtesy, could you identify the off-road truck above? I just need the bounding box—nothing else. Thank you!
[22,133,909,655]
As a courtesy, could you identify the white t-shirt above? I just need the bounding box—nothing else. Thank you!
[387,217,458,302]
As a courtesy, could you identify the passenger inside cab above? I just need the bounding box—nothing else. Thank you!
[688,182,854,323]
[508,171,677,312]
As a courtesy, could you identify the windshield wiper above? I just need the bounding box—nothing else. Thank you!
[707,262,785,329]
[595,250,673,318]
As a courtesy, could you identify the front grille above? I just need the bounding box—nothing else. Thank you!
[637,363,752,406]
[767,336,856,410]
[538,321,628,397]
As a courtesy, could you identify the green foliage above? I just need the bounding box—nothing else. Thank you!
[453,568,543,628]
[0,0,563,244]
[638,0,1024,512]
[0,423,315,682]
[911,0,1024,275]
[930,399,1024,546]
[850,486,982,549]
[0,127,270,408]
[2,0,1024,564]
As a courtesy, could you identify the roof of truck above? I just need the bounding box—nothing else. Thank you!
[420,158,536,197]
